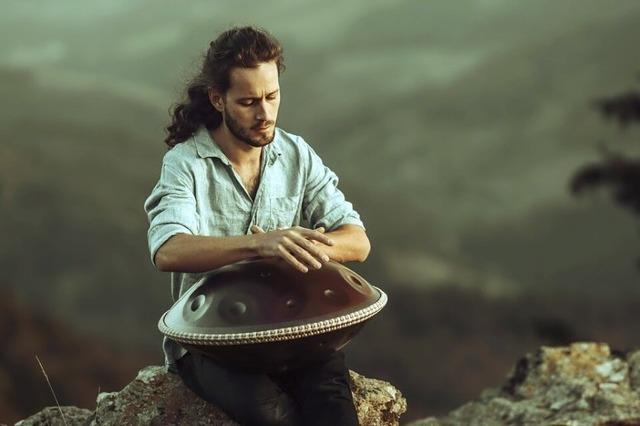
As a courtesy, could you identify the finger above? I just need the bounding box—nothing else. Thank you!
[299,228,334,246]
[289,233,330,263]
[277,244,308,273]
[250,225,265,234]
[282,237,323,269]
[314,227,325,233]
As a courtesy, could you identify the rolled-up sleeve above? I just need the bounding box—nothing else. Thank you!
[301,138,365,232]
[143,158,199,267]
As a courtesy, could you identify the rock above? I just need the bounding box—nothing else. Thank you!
[408,342,640,426]
[15,406,93,426]
[349,370,407,425]
[17,365,406,425]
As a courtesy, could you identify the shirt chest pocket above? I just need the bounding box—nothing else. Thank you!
[269,194,301,230]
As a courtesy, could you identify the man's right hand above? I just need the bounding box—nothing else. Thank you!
[250,225,334,273]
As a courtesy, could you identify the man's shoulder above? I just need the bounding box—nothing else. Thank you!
[161,136,200,170]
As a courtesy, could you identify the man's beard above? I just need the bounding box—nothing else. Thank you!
[224,106,275,148]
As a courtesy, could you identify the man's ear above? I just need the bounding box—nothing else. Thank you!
[208,87,224,113]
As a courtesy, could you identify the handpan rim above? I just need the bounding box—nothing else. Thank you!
[158,285,387,346]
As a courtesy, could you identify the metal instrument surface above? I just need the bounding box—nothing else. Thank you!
[158,258,387,372]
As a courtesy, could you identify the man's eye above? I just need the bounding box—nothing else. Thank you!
[240,101,254,106]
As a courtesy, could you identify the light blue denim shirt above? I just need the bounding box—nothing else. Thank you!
[143,126,365,370]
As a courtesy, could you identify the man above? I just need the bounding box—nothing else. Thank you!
[144,26,369,425]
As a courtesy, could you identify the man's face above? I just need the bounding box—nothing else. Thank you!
[212,61,281,148]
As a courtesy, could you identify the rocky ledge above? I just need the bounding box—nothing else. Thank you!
[411,342,640,426]
[17,366,406,425]
[20,342,640,425]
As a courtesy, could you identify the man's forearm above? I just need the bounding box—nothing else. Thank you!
[154,224,370,273]
[154,233,258,273]
[317,224,370,263]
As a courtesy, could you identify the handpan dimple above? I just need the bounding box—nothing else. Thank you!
[322,287,349,307]
[158,258,387,373]
[259,270,271,278]
[218,296,255,325]
[182,293,212,322]
[190,295,205,312]
[276,293,304,320]
[229,301,247,316]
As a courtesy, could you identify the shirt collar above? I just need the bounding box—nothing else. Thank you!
[194,126,282,165]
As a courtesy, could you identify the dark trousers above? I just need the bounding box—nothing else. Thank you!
[175,350,359,426]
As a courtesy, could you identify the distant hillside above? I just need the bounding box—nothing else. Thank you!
[0,67,169,347]
[0,291,156,424]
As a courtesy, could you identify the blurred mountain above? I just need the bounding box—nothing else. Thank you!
[0,66,168,347]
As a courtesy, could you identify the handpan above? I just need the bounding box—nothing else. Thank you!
[158,258,387,373]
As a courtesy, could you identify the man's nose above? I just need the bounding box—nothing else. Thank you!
[255,100,270,121]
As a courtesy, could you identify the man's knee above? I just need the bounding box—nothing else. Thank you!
[176,353,300,425]
[236,394,300,426]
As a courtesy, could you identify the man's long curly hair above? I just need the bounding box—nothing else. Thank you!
[165,26,285,148]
